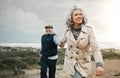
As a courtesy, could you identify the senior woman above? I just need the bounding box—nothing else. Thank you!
[59,6,104,78]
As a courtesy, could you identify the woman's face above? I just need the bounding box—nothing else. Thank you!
[72,10,83,26]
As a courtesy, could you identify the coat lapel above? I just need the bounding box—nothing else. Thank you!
[70,30,77,43]
[77,25,88,42]
[68,25,88,44]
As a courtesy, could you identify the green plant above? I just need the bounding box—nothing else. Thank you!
[0,58,27,75]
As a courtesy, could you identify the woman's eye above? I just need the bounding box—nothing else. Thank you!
[74,14,78,16]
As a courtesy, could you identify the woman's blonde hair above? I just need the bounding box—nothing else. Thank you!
[66,6,87,28]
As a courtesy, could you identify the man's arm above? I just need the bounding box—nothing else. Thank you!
[53,35,61,45]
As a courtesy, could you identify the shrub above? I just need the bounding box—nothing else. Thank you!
[57,48,66,65]
[102,52,120,59]
[21,57,40,65]
[0,58,27,75]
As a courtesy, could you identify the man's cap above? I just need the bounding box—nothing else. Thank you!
[45,25,53,28]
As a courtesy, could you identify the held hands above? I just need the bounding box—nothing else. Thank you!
[96,66,104,76]
[59,42,64,48]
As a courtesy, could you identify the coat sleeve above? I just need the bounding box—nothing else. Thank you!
[53,35,61,45]
[89,28,104,66]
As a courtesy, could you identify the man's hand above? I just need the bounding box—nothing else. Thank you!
[59,42,64,48]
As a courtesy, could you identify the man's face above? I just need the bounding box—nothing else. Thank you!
[45,28,53,35]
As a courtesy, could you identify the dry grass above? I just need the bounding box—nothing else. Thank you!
[26,59,120,78]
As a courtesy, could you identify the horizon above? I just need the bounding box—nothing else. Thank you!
[0,42,120,49]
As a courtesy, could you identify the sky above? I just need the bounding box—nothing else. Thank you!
[0,0,120,44]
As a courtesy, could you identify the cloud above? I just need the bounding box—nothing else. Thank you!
[0,0,47,42]
[0,0,119,43]
[0,5,46,32]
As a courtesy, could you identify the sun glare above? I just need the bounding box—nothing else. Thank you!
[105,0,120,43]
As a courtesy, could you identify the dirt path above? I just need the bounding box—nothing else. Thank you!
[26,59,120,78]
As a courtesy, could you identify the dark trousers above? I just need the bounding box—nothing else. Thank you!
[40,56,57,78]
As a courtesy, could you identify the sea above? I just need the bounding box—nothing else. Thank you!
[0,43,40,48]
[0,42,120,49]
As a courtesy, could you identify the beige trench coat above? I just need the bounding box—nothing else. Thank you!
[61,25,103,77]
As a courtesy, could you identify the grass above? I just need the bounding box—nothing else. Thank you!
[102,52,120,60]
[0,48,120,78]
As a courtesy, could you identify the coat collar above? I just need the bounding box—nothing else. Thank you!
[81,24,88,34]
[65,25,89,43]
[66,24,88,34]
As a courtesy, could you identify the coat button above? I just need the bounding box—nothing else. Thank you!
[76,46,79,49]
[84,58,86,60]
[76,52,79,54]
[70,45,72,48]
[76,58,78,61]
[70,57,73,59]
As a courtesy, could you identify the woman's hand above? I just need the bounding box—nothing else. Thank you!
[96,66,104,76]
[59,42,64,48]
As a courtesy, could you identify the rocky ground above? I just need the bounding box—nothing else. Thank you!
[25,59,120,78]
